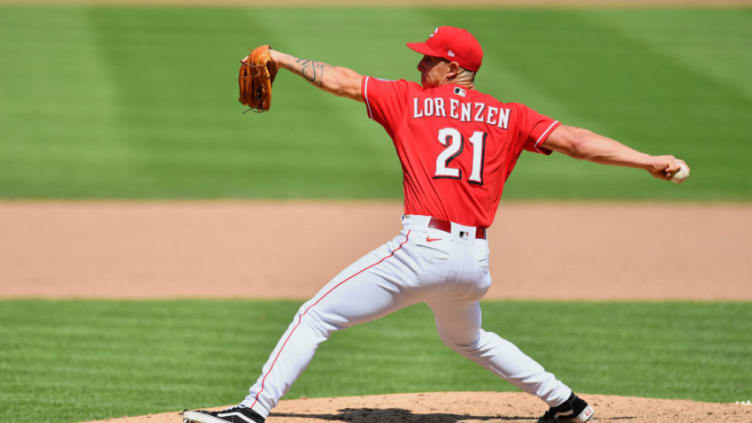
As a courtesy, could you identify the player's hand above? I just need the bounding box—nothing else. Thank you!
[646,155,689,181]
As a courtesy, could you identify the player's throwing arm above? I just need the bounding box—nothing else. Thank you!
[542,124,690,183]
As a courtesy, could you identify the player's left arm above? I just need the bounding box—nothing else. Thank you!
[265,49,364,102]
[542,124,689,181]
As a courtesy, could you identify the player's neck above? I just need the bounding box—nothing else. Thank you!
[440,81,474,90]
[441,74,474,90]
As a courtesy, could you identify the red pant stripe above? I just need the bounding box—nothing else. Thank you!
[250,230,412,410]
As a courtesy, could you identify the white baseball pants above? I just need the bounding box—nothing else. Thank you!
[241,215,572,418]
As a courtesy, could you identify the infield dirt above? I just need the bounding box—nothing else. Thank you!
[2,201,750,301]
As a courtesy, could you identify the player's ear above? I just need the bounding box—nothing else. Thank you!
[447,61,461,79]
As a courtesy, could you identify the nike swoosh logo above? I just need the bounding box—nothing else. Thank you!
[426,237,442,242]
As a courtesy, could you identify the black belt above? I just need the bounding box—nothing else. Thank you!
[427,217,487,239]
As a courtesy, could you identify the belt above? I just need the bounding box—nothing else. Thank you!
[427,217,487,240]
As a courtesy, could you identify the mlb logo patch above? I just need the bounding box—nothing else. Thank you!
[453,87,466,97]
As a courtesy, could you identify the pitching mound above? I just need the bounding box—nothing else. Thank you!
[83,392,752,423]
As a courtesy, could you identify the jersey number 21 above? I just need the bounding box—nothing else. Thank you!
[434,127,486,185]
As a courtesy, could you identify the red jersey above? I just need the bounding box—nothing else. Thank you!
[362,76,560,228]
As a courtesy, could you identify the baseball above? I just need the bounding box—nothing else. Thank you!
[671,163,689,184]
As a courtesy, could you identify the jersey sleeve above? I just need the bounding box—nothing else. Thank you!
[515,103,560,155]
[361,76,411,131]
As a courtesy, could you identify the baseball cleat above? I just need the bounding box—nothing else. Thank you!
[537,393,594,422]
[182,405,265,423]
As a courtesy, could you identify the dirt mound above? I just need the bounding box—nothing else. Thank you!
[83,392,752,423]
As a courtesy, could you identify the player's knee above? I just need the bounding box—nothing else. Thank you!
[297,306,345,336]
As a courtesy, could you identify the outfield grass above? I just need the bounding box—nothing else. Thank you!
[0,299,750,422]
[0,6,750,200]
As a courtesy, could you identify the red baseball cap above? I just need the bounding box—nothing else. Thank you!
[406,26,483,72]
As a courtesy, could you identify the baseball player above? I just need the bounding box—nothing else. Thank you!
[184,26,689,423]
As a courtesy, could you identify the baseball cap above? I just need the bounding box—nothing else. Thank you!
[406,26,483,72]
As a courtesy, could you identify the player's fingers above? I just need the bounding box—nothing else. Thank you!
[648,157,668,179]
[649,167,669,180]
[651,155,675,178]
[665,160,682,176]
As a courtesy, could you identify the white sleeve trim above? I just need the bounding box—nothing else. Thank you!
[535,120,558,152]
[363,76,373,119]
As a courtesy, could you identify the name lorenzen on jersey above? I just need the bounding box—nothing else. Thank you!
[413,97,511,129]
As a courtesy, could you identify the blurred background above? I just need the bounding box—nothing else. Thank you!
[1,2,750,201]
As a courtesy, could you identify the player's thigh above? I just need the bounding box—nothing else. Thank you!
[302,233,417,328]
[427,299,482,346]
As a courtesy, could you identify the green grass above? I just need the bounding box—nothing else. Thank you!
[0,6,751,200]
[0,299,750,422]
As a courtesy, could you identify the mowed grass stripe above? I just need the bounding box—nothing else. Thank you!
[1,6,751,200]
[569,9,752,200]
[579,8,752,101]
[81,6,402,199]
[0,300,750,423]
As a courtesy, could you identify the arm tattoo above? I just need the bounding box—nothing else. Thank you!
[295,58,328,86]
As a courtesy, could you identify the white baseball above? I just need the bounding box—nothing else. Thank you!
[671,163,689,184]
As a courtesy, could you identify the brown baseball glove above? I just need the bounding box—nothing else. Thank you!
[239,45,278,112]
